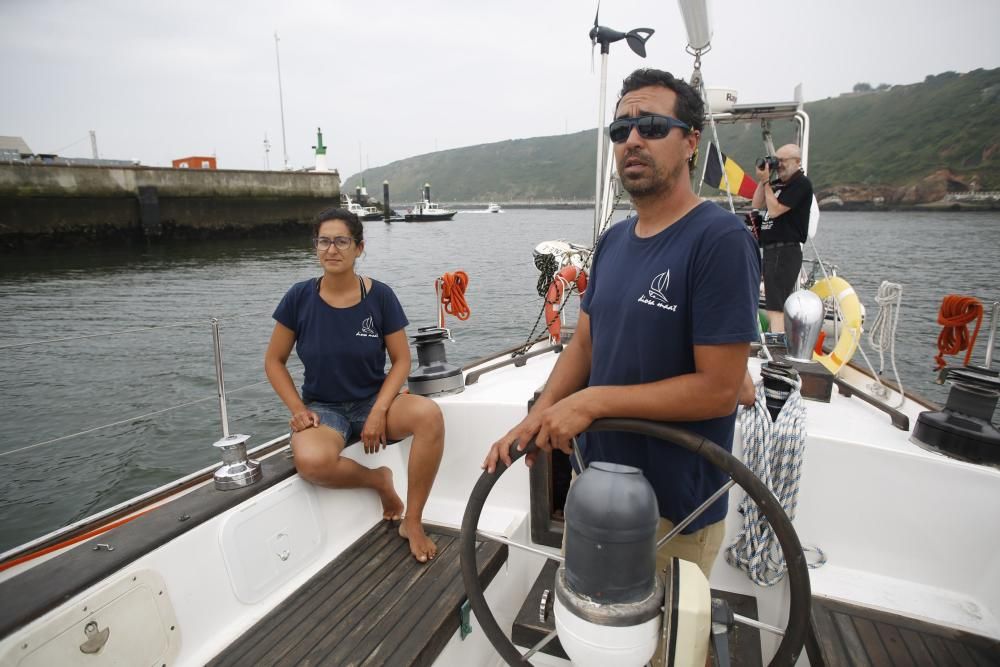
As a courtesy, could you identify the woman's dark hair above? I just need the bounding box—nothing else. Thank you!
[617,68,704,133]
[314,207,363,244]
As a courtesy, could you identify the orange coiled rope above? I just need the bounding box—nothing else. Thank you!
[436,271,470,327]
[934,295,984,370]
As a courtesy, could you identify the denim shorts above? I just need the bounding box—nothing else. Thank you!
[306,394,378,444]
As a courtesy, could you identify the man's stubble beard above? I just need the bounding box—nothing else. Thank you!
[620,157,688,200]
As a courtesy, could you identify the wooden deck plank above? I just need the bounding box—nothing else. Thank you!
[922,633,959,666]
[210,522,396,667]
[376,540,507,667]
[831,611,873,666]
[873,620,915,665]
[210,522,506,667]
[809,597,848,665]
[257,533,414,666]
[943,638,980,667]
[212,524,403,667]
[851,617,891,666]
[311,535,459,666]
[895,627,937,667]
[810,597,1000,667]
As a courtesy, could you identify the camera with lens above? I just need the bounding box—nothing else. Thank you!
[756,155,782,184]
[756,155,780,172]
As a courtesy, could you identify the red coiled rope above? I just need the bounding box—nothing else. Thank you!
[934,294,984,370]
[436,271,470,327]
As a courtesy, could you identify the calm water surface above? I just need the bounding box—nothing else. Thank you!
[1,209,998,551]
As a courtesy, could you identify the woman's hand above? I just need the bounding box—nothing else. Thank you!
[361,408,388,454]
[289,408,319,433]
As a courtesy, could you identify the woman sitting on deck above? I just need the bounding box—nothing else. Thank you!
[264,207,444,563]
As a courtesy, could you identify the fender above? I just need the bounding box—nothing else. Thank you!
[545,266,588,343]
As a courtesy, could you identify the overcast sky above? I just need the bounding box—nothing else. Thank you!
[3,0,999,176]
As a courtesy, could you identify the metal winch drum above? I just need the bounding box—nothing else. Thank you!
[407,326,464,397]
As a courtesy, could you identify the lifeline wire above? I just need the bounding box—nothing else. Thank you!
[0,310,272,351]
[512,191,620,357]
[0,369,300,459]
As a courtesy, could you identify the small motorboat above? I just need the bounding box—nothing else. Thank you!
[343,196,384,221]
[404,199,457,222]
[486,202,502,213]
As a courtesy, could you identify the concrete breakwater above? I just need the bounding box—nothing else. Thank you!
[0,164,341,250]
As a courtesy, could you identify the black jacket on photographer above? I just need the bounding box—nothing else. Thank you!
[758,169,812,245]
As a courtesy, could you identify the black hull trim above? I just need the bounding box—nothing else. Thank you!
[404,214,456,222]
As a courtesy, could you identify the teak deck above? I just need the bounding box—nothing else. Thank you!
[209,521,507,667]
[808,596,1000,666]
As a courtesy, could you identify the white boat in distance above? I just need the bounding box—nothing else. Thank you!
[405,199,457,222]
[343,195,384,221]
[1,2,998,666]
[487,202,502,213]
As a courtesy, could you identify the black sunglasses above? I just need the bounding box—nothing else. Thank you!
[608,114,691,143]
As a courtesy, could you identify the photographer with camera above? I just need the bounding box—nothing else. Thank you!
[752,143,813,334]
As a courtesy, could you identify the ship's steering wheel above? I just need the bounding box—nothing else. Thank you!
[460,418,811,666]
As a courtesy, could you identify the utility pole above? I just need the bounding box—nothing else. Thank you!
[89,130,99,159]
[274,32,289,170]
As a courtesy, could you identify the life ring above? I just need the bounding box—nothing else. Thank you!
[545,266,588,343]
[810,276,863,374]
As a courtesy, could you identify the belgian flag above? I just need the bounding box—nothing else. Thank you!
[703,142,758,199]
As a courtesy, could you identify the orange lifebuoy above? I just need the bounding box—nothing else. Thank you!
[545,266,588,343]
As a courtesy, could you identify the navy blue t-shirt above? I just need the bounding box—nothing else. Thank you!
[273,278,409,403]
[579,201,760,532]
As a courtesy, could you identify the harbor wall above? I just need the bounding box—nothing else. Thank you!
[0,164,341,250]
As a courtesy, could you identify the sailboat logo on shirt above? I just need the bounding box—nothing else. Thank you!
[649,271,670,301]
[637,270,678,311]
[356,316,378,338]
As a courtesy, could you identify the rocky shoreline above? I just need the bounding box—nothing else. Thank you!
[815,169,1000,211]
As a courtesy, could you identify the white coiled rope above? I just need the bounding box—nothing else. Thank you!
[867,280,906,407]
[726,374,809,586]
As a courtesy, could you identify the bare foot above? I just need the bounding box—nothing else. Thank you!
[398,519,437,563]
[375,467,404,521]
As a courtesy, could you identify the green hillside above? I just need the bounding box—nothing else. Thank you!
[344,68,1000,202]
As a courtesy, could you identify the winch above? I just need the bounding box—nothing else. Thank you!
[912,365,1000,467]
[406,326,464,397]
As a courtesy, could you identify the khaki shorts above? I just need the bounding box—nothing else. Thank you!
[654,517,726,580]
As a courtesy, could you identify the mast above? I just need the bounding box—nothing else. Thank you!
[274,32,290,170]
[588,14,653,243]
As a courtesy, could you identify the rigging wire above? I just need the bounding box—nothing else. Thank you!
[0,310,273,351]
[0,369,300,460]
[51,135,91,154]
[512,190,622,357]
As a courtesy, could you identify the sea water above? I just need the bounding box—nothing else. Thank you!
[1,209,998,552]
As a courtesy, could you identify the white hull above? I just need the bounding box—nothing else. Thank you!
[2,340,998,665]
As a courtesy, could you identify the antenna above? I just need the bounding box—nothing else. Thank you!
[358,142,364,187]
[89,130,99,159]
[274,32,290,170]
